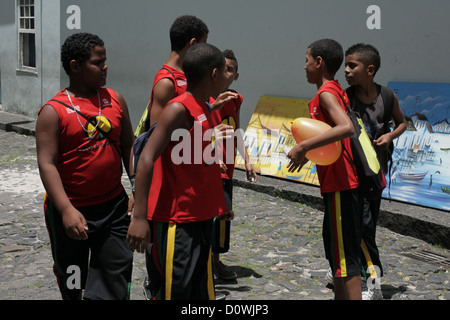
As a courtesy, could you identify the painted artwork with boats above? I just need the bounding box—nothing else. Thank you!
[236,83,450,212]
[386,82,450,211]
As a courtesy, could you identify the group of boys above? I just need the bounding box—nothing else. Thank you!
[36,14,405,301]
[287,39,406,300]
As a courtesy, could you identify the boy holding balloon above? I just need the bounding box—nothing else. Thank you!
[287,39,363,300]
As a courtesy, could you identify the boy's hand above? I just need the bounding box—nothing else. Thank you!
[245,163,258,182]
[214,124,234,140]
[126,217,151,254]
[373,134,392,151]
[220,210,235,221]
[219,160,227,173]
[210,91,239,111]
[127,194,135,216]
[61,207,89,240]
[287,144,309,173]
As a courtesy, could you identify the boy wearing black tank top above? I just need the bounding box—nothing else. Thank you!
[344,43,407,300]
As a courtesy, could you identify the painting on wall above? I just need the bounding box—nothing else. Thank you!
[237,83,450,212]
[385,81,450,211]
[235,96,321,186]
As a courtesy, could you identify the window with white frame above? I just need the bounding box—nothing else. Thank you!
[18,0,36,70]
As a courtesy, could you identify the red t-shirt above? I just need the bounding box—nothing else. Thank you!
[149,64,187,114]
[308,80,359,194]
[210,90,243,180]
[147,92,226,223]
[40,88,124,206]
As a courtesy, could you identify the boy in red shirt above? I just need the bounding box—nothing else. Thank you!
[36,33,135,300]
[287,39,363,300]
[209,49,257,281]
[135,15,209,136]
[134,14,209,299]
[127,43,234,300]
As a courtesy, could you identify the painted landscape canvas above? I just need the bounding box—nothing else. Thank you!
[386,81,450,211]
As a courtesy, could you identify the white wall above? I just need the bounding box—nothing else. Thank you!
[0,0,60,116]
[3,0,449,126]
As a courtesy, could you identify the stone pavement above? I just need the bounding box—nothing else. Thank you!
[0,111,449,301]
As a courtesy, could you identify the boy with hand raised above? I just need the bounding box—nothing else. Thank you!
[209,49,257,282]
[345,43,406,300]
[127,43,234,300]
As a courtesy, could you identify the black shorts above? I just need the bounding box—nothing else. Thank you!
[212,178,233,254]
[322,188,363,278]
[148,219,215,300]
[44,190,133,300]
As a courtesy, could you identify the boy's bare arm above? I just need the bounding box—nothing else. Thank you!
[127,102,192,253]
[149,78,176,126]
[287,92,354,172]
[36,105,89,240]
[374,94,407,149]
[116,91,135,178]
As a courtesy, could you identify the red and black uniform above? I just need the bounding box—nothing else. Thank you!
[44,88,124,206]
[41,88,132,300]
[309,80,363,279]
[209,91,243,254]
[146,92,225,300]
[135,64,187,136]
[210,90,243,180]
[137,64,187,298]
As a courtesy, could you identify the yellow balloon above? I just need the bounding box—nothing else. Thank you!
[291,117,342,166]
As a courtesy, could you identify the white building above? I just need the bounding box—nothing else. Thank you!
[1,0,450,130]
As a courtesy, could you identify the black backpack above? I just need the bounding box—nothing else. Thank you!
[345,107,387,200]
[131,67,177,193]
[130,122,157,194]
[346,85,394,197]
[321,88,386,200]
[346,85,395,166]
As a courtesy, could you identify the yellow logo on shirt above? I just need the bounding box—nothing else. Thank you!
[85,116,112,140]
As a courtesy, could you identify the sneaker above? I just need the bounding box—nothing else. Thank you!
[214,261,237,280]
[325,268,334,285]
[142,278,152,300]
[362,288,383,300]
[215,292,226,300]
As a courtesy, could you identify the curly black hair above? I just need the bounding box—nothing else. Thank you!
[61,33,104,75]
[170,15,209,52]
[182,43,224,85]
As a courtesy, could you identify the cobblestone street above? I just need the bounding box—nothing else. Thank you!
[0,129,448,301]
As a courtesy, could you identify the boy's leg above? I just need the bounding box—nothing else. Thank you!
[146,221,162,300]
[81,191,133,300]
[322,189,363,299]
[44,195,89,300]
[361,196,383,279]
[334,275,362,300]
[152,220,215,300]
[212,179,235,280]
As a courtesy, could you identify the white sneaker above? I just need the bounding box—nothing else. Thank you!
[325,268,334,285]
[362,288,383,300]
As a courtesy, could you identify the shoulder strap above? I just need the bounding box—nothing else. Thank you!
[50,99,121,155]
[162,67,178,96]
[317,89,354,163]
[379,85,394,127]
[345,86,355,107]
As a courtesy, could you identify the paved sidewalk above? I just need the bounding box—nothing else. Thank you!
[0,111,449,301]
